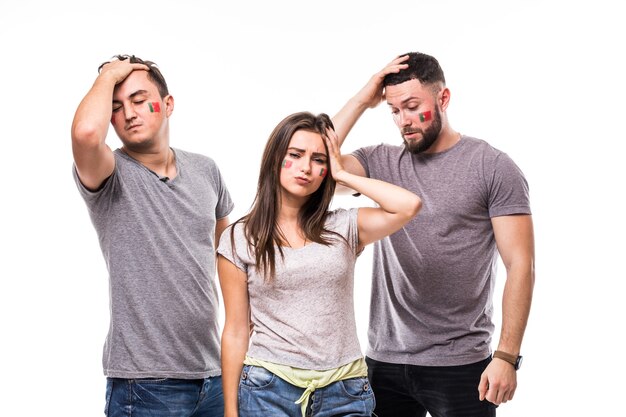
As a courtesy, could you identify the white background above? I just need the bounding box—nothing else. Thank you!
[1,1,623,415]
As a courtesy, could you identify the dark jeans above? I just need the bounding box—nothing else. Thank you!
[105,377,224,417]
[366,356,496,417]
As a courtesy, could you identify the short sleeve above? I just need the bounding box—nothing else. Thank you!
[217,223,248,272]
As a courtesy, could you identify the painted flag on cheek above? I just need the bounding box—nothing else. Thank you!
[282,160,292,168]
[419,111,432,122]
[148,102,161,113]
[319,168,326,177]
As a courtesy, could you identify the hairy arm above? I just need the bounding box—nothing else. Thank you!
[479,214,535,405]
[332,55,408,147]
[332,55,408,191]
[325,130,421,252]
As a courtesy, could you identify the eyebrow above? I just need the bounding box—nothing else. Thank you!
[112,90,150,103]
[387,97,422,106]
[288,147,328,158]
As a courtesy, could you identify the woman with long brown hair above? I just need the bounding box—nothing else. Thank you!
[217,111,421,417]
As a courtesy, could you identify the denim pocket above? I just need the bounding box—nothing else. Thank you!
[240,365,276,389]
[339,377,374,399]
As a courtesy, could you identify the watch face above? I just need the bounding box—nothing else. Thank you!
[515,355,523,370]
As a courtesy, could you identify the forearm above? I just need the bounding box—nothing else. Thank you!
[71,74,117,147]
[332,96,371,147]
[221,331,249,417]
[497,264,534,355]
[335,170,420,217]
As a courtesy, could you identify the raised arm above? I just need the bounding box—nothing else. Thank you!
[332,55,409,148]
[71,59,148,190]
[478,214,535,405]
[325,129,421,252]
[218,254,251,417]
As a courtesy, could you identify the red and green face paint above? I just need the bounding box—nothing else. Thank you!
[419,111,432,122]
[148,102,161,113]
[319,168,326,177]
[281,159,292,168]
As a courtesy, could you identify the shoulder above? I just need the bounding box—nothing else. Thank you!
[461,136,509,159]
[174,148,229,183]
[325,208,358,230]
[222,220,245,241]
[353,143,404,158]
[459,136,522,169]
[218,220,248,253]
[174,148,219,167]
[352,144,407,173]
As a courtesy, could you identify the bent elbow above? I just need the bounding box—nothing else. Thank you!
[72,120,105,149]
[407,195,422,219]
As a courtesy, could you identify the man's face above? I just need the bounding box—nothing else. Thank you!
[111,70,169,150]
[386,79,442,154]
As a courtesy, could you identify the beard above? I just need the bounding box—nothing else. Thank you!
[401,106,442,154]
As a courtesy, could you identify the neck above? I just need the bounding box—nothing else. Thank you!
[278,203,301,225]
[276,206,307,248]
[424,125,461,154]
[122,145,175,179]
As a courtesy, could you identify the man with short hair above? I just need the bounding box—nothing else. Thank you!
[71,54,233,416]
[333,52,535,417]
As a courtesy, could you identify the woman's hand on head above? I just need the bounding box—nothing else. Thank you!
[324,128,345,181]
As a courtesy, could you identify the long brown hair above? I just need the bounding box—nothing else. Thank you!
[232,112,340,281]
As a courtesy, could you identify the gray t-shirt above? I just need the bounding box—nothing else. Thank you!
[73,148,234,379]
[352,136,531,366]
[217,208,362,370]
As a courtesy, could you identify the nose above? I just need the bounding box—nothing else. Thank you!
[299,157,312,174]
[123,104,137,121]
[397,110,411,127]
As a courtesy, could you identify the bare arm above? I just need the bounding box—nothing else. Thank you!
[479,214,535,405]
[215,216,230,246]
[332,55,409,147]
[218,255,250,417]
[332,55,408,193]
[71,59,148,190]
[325,130,421,252]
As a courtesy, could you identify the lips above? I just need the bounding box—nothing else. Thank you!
[295,176,311,185]
[126,124,141,131]
[402,129,421,136]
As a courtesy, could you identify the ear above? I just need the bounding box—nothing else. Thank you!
[164,95,174,117]
[439,87,451,111]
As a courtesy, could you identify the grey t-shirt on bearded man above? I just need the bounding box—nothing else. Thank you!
[352,136,531,367]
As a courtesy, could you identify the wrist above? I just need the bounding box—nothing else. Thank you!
[493,350,523,370]
[349,95,374,113]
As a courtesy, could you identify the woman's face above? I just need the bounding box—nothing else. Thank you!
[279,129,328,203]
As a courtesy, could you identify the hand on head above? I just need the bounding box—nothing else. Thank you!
[98,56,150,85]
[355,54,410,109]
[323,127,344,180]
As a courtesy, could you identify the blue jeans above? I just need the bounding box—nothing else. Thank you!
[104,377,224,417]
[238,365,375,416]
[366,356,496,417]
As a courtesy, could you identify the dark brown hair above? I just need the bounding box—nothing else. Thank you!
[233,112,341,281]
[98,54,169,98]
[384,52,446,89]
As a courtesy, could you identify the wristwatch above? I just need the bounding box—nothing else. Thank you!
[493,350,523,370]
